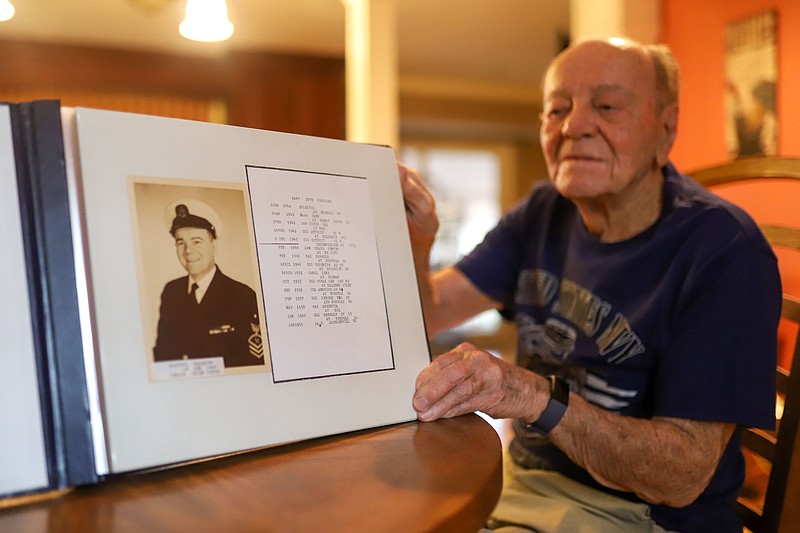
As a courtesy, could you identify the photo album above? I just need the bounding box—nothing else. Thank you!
[1,100,431,498]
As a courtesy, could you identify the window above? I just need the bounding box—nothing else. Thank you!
[401,146,501,269]
[400,142,515,342]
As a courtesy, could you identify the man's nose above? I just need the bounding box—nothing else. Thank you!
[561,104,596,139]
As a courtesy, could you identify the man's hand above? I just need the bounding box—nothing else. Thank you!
[398,163,439,249]
[412,342,550,423]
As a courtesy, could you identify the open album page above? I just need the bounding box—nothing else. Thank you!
[67,108,430,473]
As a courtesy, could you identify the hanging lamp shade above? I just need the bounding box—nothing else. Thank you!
[0,0,15,22]
[179,0,234,42]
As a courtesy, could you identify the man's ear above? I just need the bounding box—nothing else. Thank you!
[656,103,678,167]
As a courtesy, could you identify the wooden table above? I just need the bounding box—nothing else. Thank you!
[0,414,503,532]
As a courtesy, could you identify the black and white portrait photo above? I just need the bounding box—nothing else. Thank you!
[129,178,268,380]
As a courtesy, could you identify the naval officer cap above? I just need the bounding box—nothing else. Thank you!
[168,202,218,239]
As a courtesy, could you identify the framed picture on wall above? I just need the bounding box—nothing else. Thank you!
[724,10,778,159]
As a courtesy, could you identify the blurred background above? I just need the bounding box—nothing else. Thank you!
[2,0,797,356]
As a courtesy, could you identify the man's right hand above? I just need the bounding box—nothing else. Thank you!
[398,163,439,249]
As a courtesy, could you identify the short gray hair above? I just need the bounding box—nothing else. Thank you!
[643,43,680,109]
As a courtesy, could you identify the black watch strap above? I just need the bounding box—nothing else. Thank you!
[526,375,569,435]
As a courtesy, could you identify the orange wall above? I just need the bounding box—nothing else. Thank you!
[662,0,800,171]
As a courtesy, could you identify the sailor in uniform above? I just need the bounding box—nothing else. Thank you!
[153,202,263,368]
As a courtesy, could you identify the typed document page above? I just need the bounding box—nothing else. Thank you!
[247,166,395,382]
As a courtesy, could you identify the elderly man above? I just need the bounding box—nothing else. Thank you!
[402,38,780,532]
[153,203,263,368]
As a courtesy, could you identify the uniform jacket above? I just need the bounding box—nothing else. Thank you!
[153,267,263,368]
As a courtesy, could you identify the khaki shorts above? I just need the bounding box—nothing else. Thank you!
[483,452,671,533]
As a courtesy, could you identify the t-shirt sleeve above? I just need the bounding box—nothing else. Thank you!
[653,232,781,429]
[455,197,532,314]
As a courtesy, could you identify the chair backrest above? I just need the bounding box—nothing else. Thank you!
[690,156,800,533]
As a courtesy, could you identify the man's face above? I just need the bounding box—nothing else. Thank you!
[174,227,217,279]
[540,41,675,202]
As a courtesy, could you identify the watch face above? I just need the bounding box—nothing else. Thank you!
[550,375,570,405]
[529,375,569,435]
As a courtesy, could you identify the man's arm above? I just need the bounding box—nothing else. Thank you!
[399,164,499,338]
[412,343,734,507]
[554,394,734,507]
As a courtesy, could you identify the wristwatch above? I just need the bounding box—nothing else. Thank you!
[525,375,570,435]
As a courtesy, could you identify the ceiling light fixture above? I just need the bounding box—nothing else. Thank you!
[179,0,234,42]
[0,0,15,22]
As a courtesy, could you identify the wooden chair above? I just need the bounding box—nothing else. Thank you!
[690,157,800,533]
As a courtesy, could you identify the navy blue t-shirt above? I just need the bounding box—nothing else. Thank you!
[457,163,781,532]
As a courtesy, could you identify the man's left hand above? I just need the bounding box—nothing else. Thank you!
[412,342,549,422]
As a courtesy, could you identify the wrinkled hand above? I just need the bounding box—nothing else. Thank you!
[413,343,546,422]
[398,163,439,247]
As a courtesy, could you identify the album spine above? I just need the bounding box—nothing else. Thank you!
[10,100,98,488]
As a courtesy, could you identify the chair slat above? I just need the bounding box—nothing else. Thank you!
[690,156,800,187]
[777,368,789,396]
[738,500,762,533]
[783,296,800,323]
[742,428,777,463]
[761,226,800,251]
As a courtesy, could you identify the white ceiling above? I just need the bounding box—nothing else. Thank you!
[0,0,570,95]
